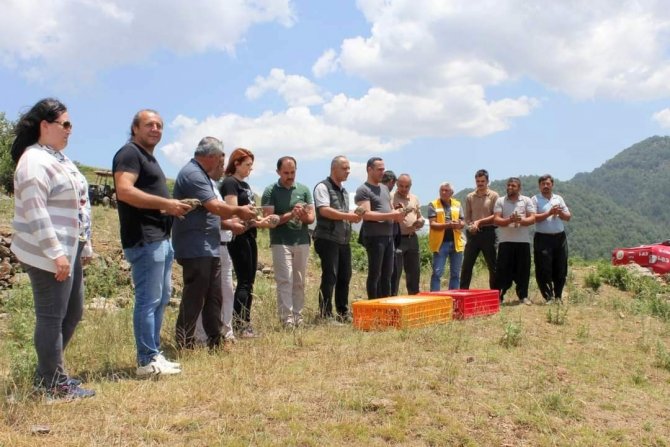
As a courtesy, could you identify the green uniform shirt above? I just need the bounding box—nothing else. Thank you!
[261,181,313,245]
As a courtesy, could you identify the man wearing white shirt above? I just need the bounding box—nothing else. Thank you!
[493,177,536,305]
[313,156,362,321]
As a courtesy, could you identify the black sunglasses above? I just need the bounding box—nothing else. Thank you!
[52,120,73,130]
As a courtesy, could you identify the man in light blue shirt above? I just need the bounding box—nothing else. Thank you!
[532,174,571,303]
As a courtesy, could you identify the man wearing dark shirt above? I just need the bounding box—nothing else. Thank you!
[354,157,404,299]
[113,109,191,377]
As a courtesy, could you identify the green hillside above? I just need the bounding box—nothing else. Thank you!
[455,136,670,260]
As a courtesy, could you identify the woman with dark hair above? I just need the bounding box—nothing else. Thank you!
[11,98,95,401]
[221,148,276,338]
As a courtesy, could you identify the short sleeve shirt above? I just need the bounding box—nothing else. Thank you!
[313,183,332,209]
[261,181,312,245]
[494,195,536,243]
[465,189,499,226]
[221,175,256,237]
[532,193,569,234]
[391,192,423,235]
[355,182,393,237]
[112,142,172,249]
[171,159,220,258]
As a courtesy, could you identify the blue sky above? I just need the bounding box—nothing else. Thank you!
[2,0,670,203]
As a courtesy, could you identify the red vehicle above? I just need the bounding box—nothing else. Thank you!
[611,241,670,275]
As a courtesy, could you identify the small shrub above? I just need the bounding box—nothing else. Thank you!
[584,271,601,292]
[2,286,39,396]
[541,387,581,419]
[499,321,522,348]
[569,287,590,305]
[631,371,648,386]
[596,264,632,291]
[647,294,670,322]
[576,324,590,341]
[84,257,132,300]
[350,234,368,272]
[418,234,432,271]
[4,286,34,346]
[7,346,37,391]
[546,301,568,325]
[636,333,652,353]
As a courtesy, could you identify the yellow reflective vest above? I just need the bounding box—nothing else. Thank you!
[428,198,464,253]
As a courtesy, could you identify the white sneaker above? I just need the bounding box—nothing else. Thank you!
[155,353,181,369]
[136,360,181,377]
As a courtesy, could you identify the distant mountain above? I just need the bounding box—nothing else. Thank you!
[454,136,670,260]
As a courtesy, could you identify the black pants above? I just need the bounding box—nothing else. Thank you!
[392,234,421,295]
[227,232,257,329]
[534,232,568,300]
[314,238,352,317]
[363,235,395,299]
[460,227,497,289]
[175,257,223,349]
[495,242,531,301]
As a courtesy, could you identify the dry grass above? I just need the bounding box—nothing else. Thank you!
[1,206,670,446]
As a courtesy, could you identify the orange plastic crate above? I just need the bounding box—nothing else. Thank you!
[352,296,453,331]
[418,289,499,320]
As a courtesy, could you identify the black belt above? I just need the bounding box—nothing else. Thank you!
[479,226,496,231]
[401,234,417,238]
[220,241,228,246]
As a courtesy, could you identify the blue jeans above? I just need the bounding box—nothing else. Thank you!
[430,240,463,291]
[124,239,174,366]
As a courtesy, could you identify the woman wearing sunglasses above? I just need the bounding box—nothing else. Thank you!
[10,98,95,401]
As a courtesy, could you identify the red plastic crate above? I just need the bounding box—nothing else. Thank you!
[418,289,499,320]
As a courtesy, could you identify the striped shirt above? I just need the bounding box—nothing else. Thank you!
[11,144,92,273]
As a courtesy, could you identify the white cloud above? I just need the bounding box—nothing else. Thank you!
[653,108,670,128]
[322,87,538,139]
[160,107,405,174]
[245,68,324,107]
[153,1,670,176]
[0,0,295,82]
[330,0,670,101]
[312,49,339,78]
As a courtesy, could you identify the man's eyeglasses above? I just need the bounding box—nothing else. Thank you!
[52,120,73,130]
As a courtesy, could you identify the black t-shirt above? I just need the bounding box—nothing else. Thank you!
[112,142,172,248]
[221,175,256,237]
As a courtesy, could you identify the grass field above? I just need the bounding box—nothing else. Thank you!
[1,203,669,446]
